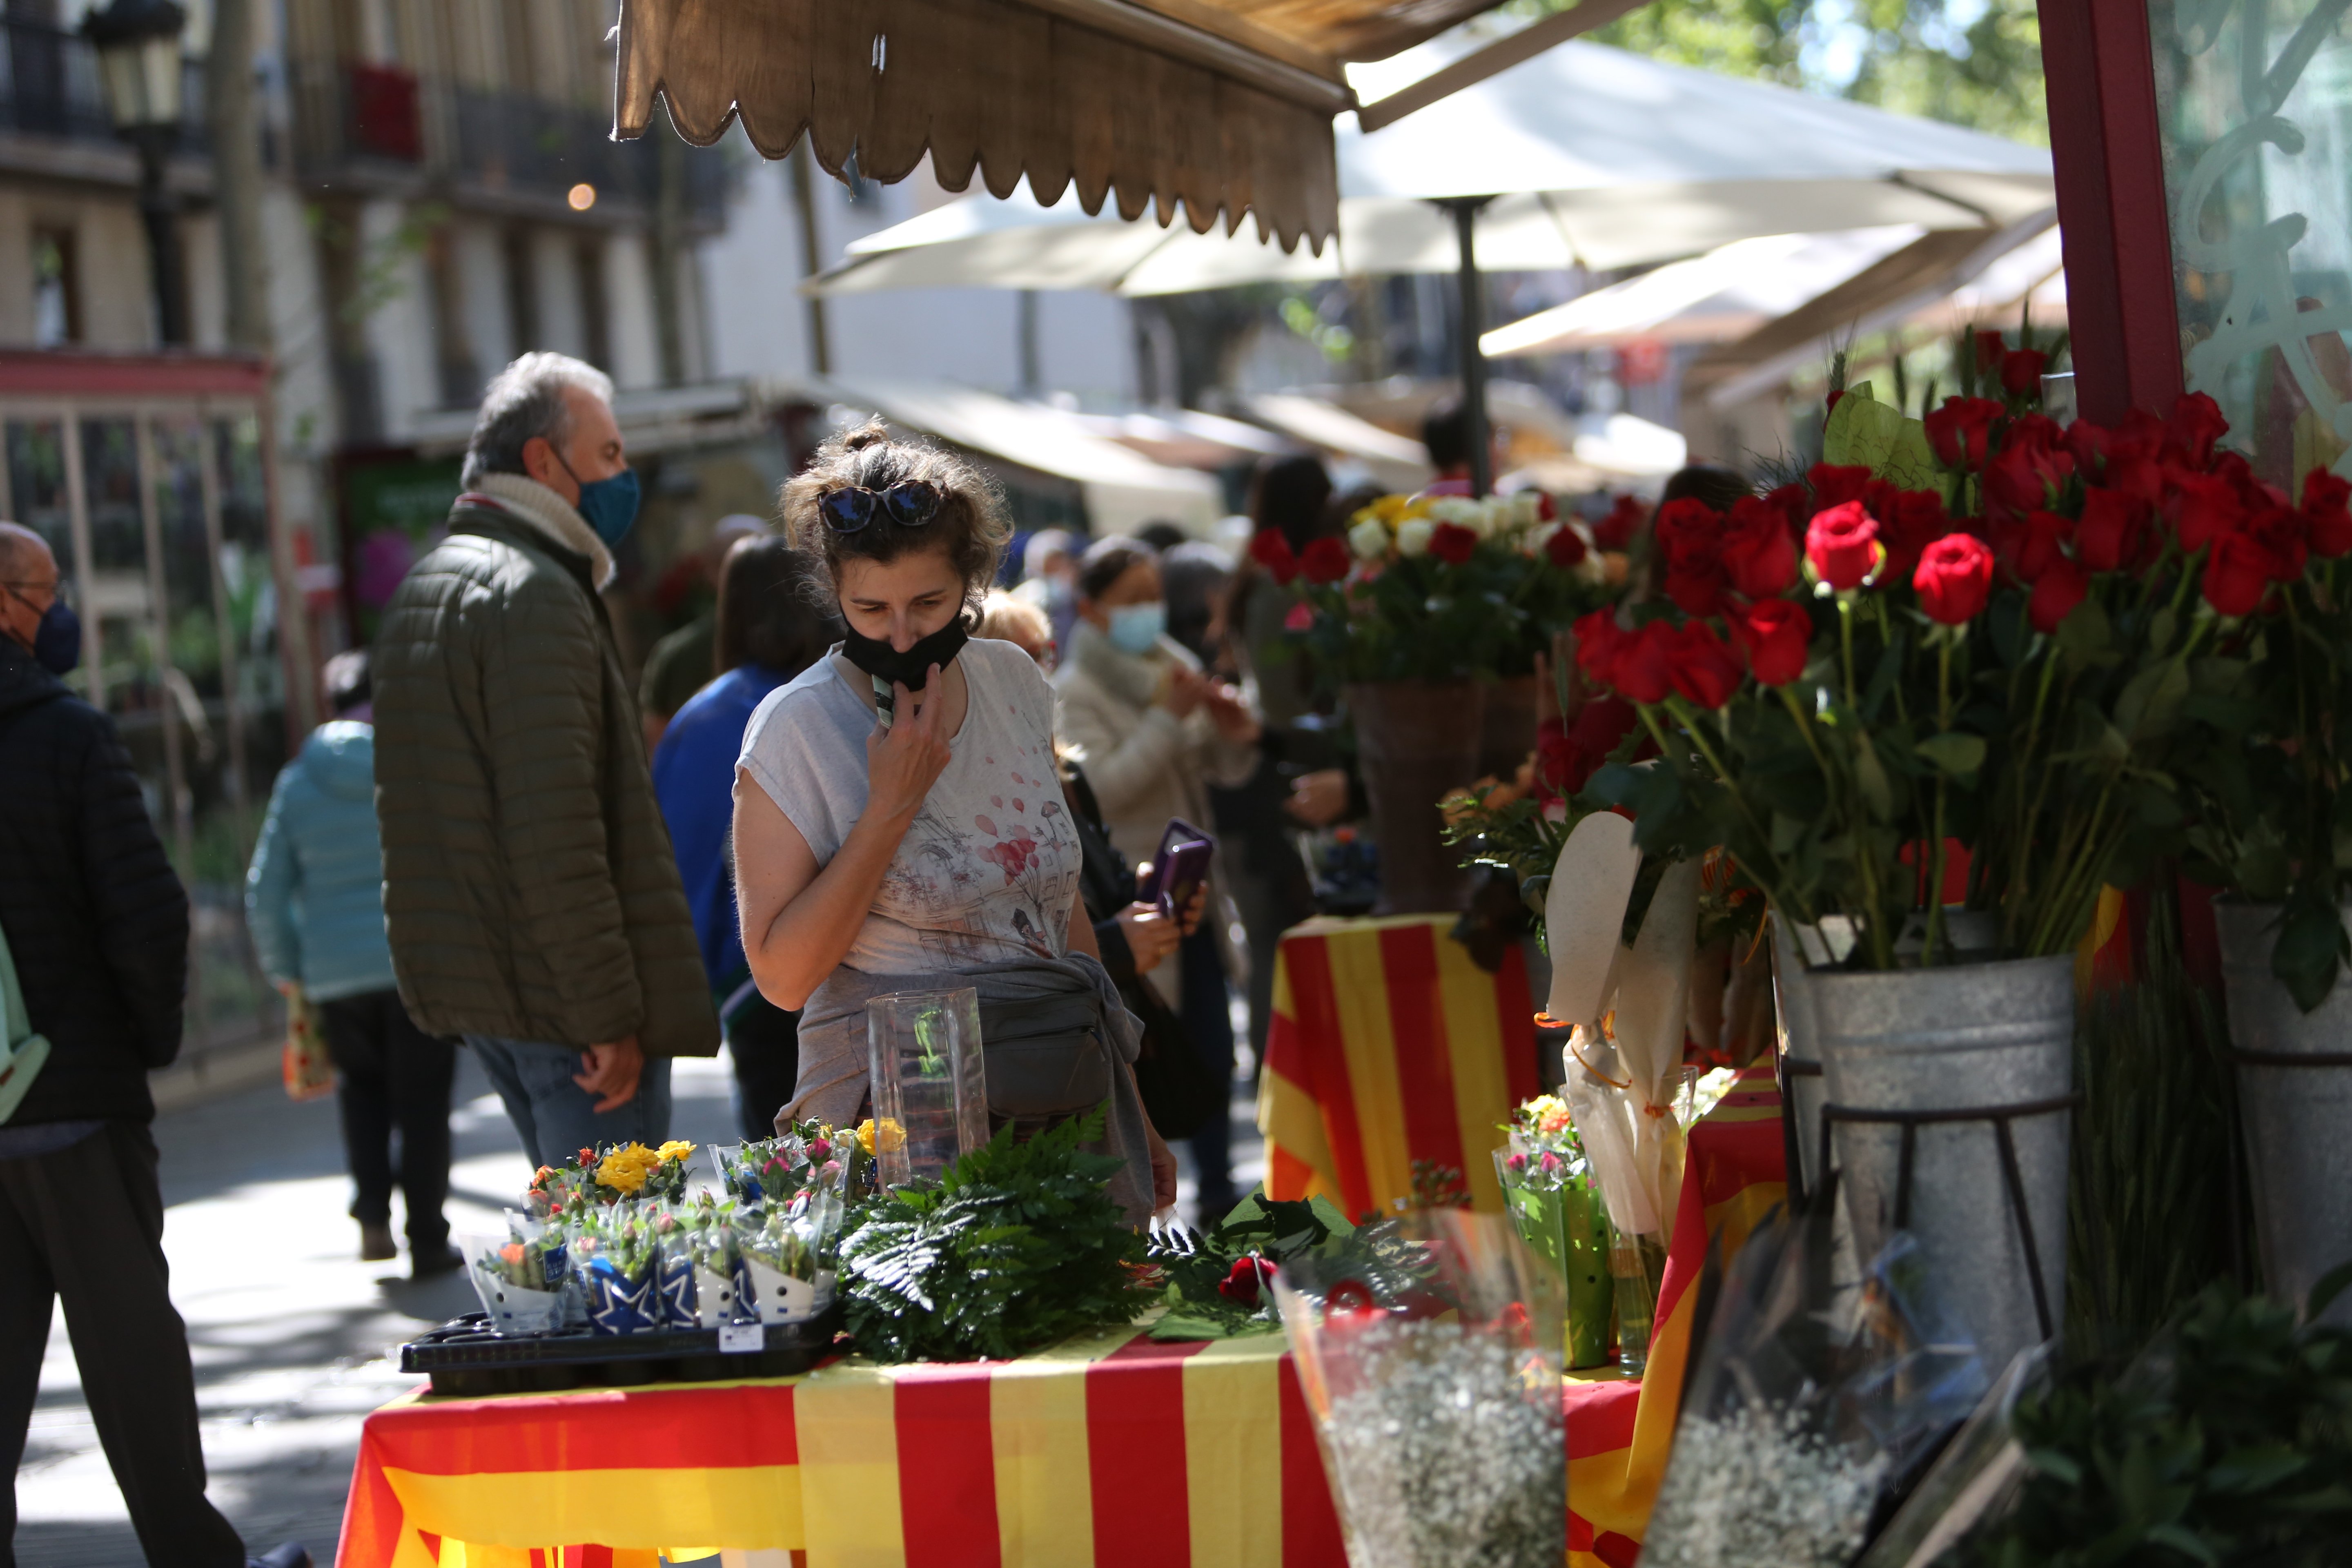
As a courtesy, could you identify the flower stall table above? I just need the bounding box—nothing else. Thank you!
[1261,914,1544,1216]
[1563,1059,1790,1568]
[335,1324,1345,1568]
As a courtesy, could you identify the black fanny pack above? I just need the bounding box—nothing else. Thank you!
[976,988,1115,1123]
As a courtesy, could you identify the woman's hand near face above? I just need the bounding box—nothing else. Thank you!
[865,668,955,822]
[1199,682,1261,745]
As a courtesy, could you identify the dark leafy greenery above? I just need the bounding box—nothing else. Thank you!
[1969,1272,2352,1568]
[1147,1190,1356,1340]
[836,1105,1147,1363]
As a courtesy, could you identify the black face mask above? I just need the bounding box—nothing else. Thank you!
[841,615,969,693]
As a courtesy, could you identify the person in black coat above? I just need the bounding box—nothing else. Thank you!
[0,523,307,1568]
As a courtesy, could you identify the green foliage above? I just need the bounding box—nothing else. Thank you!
[1506,0,2047,146]
[1969,1278,2352,1566]
[837,1105,1149,1363]
[2066,886,2243,1357]
[1147,1189,1358,1340]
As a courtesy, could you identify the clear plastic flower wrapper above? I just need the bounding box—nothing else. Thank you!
[1641,1202,1989,1568]
[465,1214,569,1335]
[715,1119,851,1209]
[1494,1094,1615,1370]
[739,1186,846,1325]
[1272,1209,1569,1568]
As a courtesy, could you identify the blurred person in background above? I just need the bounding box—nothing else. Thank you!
[1135,520,1188,554]
[246,649,457,1275]
[640,514,772,751]
[374,352,719,1169]
[1011,527,1082,655]
[979,589,1054,670]
[1158,540,1232,667]
[1421,396,1506,497]
[1055,536,1259,1217]
[653,538,839,1140]
[0,521,311,1568]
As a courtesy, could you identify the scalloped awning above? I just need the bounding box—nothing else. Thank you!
[612,0,1511,252]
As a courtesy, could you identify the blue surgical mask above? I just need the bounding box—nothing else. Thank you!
[7,588,78,676]
[575,468,641,549]
[1106,601,1166,656]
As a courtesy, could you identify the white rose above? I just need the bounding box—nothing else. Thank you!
[1510,490,1543,530]
[1397,518,1436,557]
[1348,518,1390,561]
[1428,496,1483,527]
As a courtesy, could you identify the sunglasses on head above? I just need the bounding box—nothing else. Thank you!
[818,479,944,533]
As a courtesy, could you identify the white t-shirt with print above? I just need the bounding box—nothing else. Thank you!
[737,637,1081,976]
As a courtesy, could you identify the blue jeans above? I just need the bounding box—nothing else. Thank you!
[466,1036,674,1170]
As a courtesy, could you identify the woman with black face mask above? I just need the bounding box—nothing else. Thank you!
[729,424,1176,1221]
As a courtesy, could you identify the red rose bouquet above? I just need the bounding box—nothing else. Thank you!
[1574,379,2329,973]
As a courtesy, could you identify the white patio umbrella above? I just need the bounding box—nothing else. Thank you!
[814,30,2053,488]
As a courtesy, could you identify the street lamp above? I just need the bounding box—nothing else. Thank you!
[84,0,189,346]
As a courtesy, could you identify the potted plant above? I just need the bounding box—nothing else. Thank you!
[1265,490,1608,914]
[1567,354,2321,1367]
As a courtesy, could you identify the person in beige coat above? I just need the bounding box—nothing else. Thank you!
[1054,536,1258,1214]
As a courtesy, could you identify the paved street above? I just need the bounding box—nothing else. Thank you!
[13,1045,1261,1567]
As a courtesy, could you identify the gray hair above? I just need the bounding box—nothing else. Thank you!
[460,352,615,487]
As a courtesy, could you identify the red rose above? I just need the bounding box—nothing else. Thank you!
[2166,470,2243,552]
[1217,1255,1277,1307]
[1608,619,1679,704]
[2105,450,2165,506]
[1808,463,1874,510]
[1765,484,1811,531]
[2167,392,2229,468]
[1732,599,1811,685]
[1429,521,1479,565]
[1805,500,1880,590]
[1880,489,1952,578]
[1573,607,1625,687]
[2204,530,2274,617]
[2000,348,2049,396]
[2303,468,2352,557]
[1666,621,1744,710]
[2028,557,2089,634]
[2065,417,2111,475]
[2011,510,2074,582]
[1655,497,1728,615]
[1251,528,1299,584]
[1976,329,2007,372]
[2074,488,2148,572]
[1721,497,1797,598]
[1594,494,1648,551]
[1985,434,2073,516]
[1924,396,2004,470]
[1545,522,1589,568]
[1300,536,1351,584]
[1913,533,1996,624]
[2244,505,2310,582]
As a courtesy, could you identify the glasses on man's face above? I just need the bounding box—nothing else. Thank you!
[1,577,67,611]
[817,480,944,534]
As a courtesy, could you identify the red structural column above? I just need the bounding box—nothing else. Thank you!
[2039,0,2183,424]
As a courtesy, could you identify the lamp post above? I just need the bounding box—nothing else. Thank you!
[85,0,190,347]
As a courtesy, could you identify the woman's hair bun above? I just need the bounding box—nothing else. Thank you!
[840,421,891,452]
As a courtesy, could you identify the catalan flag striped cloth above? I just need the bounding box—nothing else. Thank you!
[334,1325,1344,1568]
[1260,914,1542,1216]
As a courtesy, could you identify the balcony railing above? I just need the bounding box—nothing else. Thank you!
[290,59,724,229]
[0,19,207,150]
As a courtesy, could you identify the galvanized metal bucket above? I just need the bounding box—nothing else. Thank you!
[2215,901,2352,1328]
[1815,954,2076,1374]
[1770,916,1828,1200]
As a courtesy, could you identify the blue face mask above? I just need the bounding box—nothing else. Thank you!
[1106,601,1166,656]
[574,468,641,549]
[7,588,78,676]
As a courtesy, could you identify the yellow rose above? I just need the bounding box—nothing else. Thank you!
[595,1150,650,1193]
[657,1140,695,1164]
[1369,494,1412,526]
[875,1119,907,1153]
[856,1119,876,1156]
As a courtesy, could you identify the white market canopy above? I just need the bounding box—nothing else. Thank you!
[811,33,2056,296]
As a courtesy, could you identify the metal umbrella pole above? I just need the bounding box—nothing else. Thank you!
[1440,196,1497,497]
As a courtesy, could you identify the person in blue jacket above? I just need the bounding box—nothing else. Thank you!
[652,535,838,1139]
[246,650,457,1274]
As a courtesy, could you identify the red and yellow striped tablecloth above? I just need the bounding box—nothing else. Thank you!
[335,1325,1343,1568]
[1261,914,1541,1216]
[1561,1059,1789,1568]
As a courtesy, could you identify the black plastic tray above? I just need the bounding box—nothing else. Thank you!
[398,1307,844,1397]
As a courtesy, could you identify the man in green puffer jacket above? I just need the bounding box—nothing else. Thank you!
[372,352,717,1169]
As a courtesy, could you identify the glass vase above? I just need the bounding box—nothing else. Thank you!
[1609,1231,1668,1372]
[866,987,989,1188]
